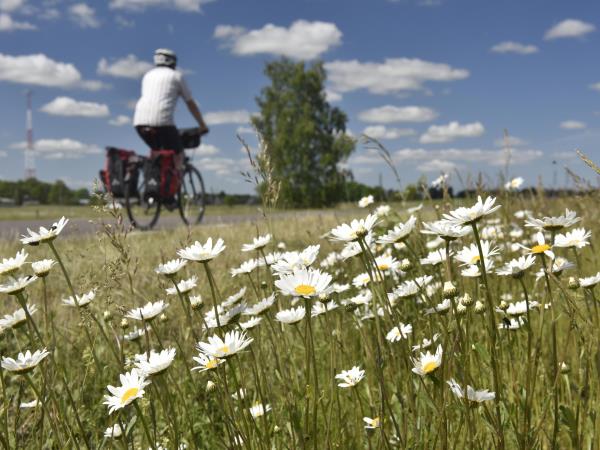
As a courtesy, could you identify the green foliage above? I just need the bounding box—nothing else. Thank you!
[0,179,89,205]
[252,58,355,208]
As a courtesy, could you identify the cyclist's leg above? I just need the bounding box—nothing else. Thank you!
[135,126,158,151]
[160,126,184,172]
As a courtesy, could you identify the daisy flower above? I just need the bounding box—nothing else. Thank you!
[374,255,400,272]
[421,220,470,241]
[241,234,271,252]
[363,417,381,429]
[330,214,379,242]
[189,295,203,309]
[496,255,537,278]
[31,259,56,277]
[103,369,150,414]
[442,196,501,226]
[275,268,332,298]
[311,301,339,317]
[166,276,197,295]
[504,177,524,191]
[134,348,176,376]
[177,238,226,262]
[230,259,258,277]
[155,258,187,277]
[461,259,495,278]
[447,379,495,403]
[519,232,554,260]
[240,316,262,330]
[0,249,28,276]
[455,241,499,266]
[499,317,526,330]
[1,349,50,374]
[497,300,540,316]
[20,217,69,245]
[408,203,423,214]
[534,257,575,279]
[335,366,365,388]
[249,403,272,418]
[197,330,253,359]
[425,299,452,315]
[554,228,592,249]
[411,345,443,376]
[358,195,374,208]
[394,276,433,299]
[340,236,375,260]
[275,306,306,324]
[352,271,383,288]
[0,304,37,330]
[579,272,600,289]
[243,294,276,316]
[514,210,532,219]
[375,204,391,217]
[420,249,451,266]
[343,291,372,307]
[62,289,96,307]
[221,287,247,308]
[191,352,225,372]
[124,327,148,342]
[377,216,417,244]
[126,300,169,322]
[525,209,581,231]
[386,323,413,342]
[431,173,449,188]
[0,275,38,295]
[104,424,123,439]
[20,399,39,409]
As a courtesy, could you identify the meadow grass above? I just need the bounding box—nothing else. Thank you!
[0,190,598,449]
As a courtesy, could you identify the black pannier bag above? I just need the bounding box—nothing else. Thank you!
[179,128,201,149]
[100,147,137,198]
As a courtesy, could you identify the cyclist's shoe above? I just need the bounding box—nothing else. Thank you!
[163,197,178,211]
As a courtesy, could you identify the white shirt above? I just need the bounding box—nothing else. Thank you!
[133,66,193,127]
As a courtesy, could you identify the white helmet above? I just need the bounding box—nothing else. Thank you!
[154,48,177,67]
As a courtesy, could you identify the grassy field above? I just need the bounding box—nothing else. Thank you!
[0,191,598,449]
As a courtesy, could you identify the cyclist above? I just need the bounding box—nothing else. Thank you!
[133,48,209,173]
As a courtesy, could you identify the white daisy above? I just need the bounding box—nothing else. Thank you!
[240,316,262,330]
[447,379,495,403]
[352,271,383,288]
[377,216,417,244]
[249,403,272,418]
[31,259,56,277]
[1,349,50,374]
[411,345,443,376]
[20,399,39,409]
[126,300,169,321]
[412,333,441,352]
[191,352,225,372]
[275,268,332,298]
[20,217,69,245]
[275,306,306,324]
[104,424,123,438]
[166,276,197,295]
[498,317,526,330]
[455,241,499,266]
[335,366,365,388]
[554,228,592,249]
[0,275,38,295]
[311,301,338,317]
[221,287,247,308]
[407,203,423,214]
[62,289,96,307]
[0,304,38,330]
[330,215,379,242]
[514,210,532,219]
[497,300,540,316]
[241,234,271,252]
[394,276,433,299]
[420,249,451,266]
[124,327,148,342]
[425,299,452,315]
[155,258,187,277]
[386,323,413,342]
[519,232,555,260]
[363,417,381,429]
[579,272,600,289]
[0,249,28,276]
[134,348,176,376]
[374,255,400,272]
[177,238,226,262]
[197,330,253,359]
[189,295,203,309]
[496,255,537,277]
[442,196,501,226]
[431,173,449,188]
[534,257,575,279]
[343,291,372,307]
[525,209,580,231]
[243,294,276,316]
[504,177,524,191]
[421,220,470,241]
[103,369,150,414]
[230,259,259,277]
[375,204,391,217]
[461,260,495,278]
[358,195,374,208]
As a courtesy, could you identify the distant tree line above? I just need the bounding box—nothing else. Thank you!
[0,179,90,205]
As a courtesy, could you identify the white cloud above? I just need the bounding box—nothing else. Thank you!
[236,126,255,135]
[97,54,152,79]
[493,135,526,147]
[418,159,458,172]
[362,125,415,140]
[40,96,110,118]
[589,82,600,92]
[324,58,469,95]
[490,41,539,55]
[109,0,216,12]
[214,20,342,59]
[420,121,484,144]
[0,13,35,31]
[197,156,249,176]
[205,110,251,126]
[325,89,342,102]
[108,114,131,126]
[11,138,103,159]
[358,105,438,123]
[552,150,577,160]
[0,53,106,90]
[115,15,134,27]
[560,120,586,130]
[394,148,542,166]
[0,0,25,12]
[69,3,100,28]
[544,19,595,40]
[189,143,219,157]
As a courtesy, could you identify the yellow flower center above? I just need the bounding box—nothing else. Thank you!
[378,264,390,270]
[372,417,380,427]
[219,345,230,355]
[470,255,481,264]
[121,387,139,404]
[531,244,550,254]
[423,361,439,374]
[206,359,218,369]
[294,284,316,296]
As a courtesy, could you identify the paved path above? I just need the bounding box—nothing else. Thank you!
[0,209,355,241]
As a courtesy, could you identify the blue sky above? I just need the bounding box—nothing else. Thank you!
[0,0,599,194]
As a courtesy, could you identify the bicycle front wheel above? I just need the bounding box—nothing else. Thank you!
[178,164,206,225]
[125,162,161,230]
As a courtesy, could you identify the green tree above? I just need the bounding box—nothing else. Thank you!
[252,58,355,208]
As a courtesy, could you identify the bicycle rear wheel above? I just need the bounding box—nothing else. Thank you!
[125,161,161,230]
[178,164,206,225]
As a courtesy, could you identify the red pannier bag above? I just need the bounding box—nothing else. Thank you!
[149,149,180,199]
[100,147,137,197]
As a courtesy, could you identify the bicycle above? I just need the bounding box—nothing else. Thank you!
[102,128,206,230]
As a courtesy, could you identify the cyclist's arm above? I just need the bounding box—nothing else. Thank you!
[186,100,209,134]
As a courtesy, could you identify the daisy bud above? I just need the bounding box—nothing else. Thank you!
[277,242,286,250]
[103,310,112,321]
[260,281,268,290]
[499,301,509,311]
[456,303,467,316]
[568,277,580,290]
[460,293,473,306]
[206,380,216,392]
[560,362,570,374]
[120,318,129,329]
[159,313,168,323]
[190,295,204,310]
[273,425,281,433]
[474,301,486,314]
[400,258,412,272]
[442,281,458,299]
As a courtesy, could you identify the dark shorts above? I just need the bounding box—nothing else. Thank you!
[135,125,183,153]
